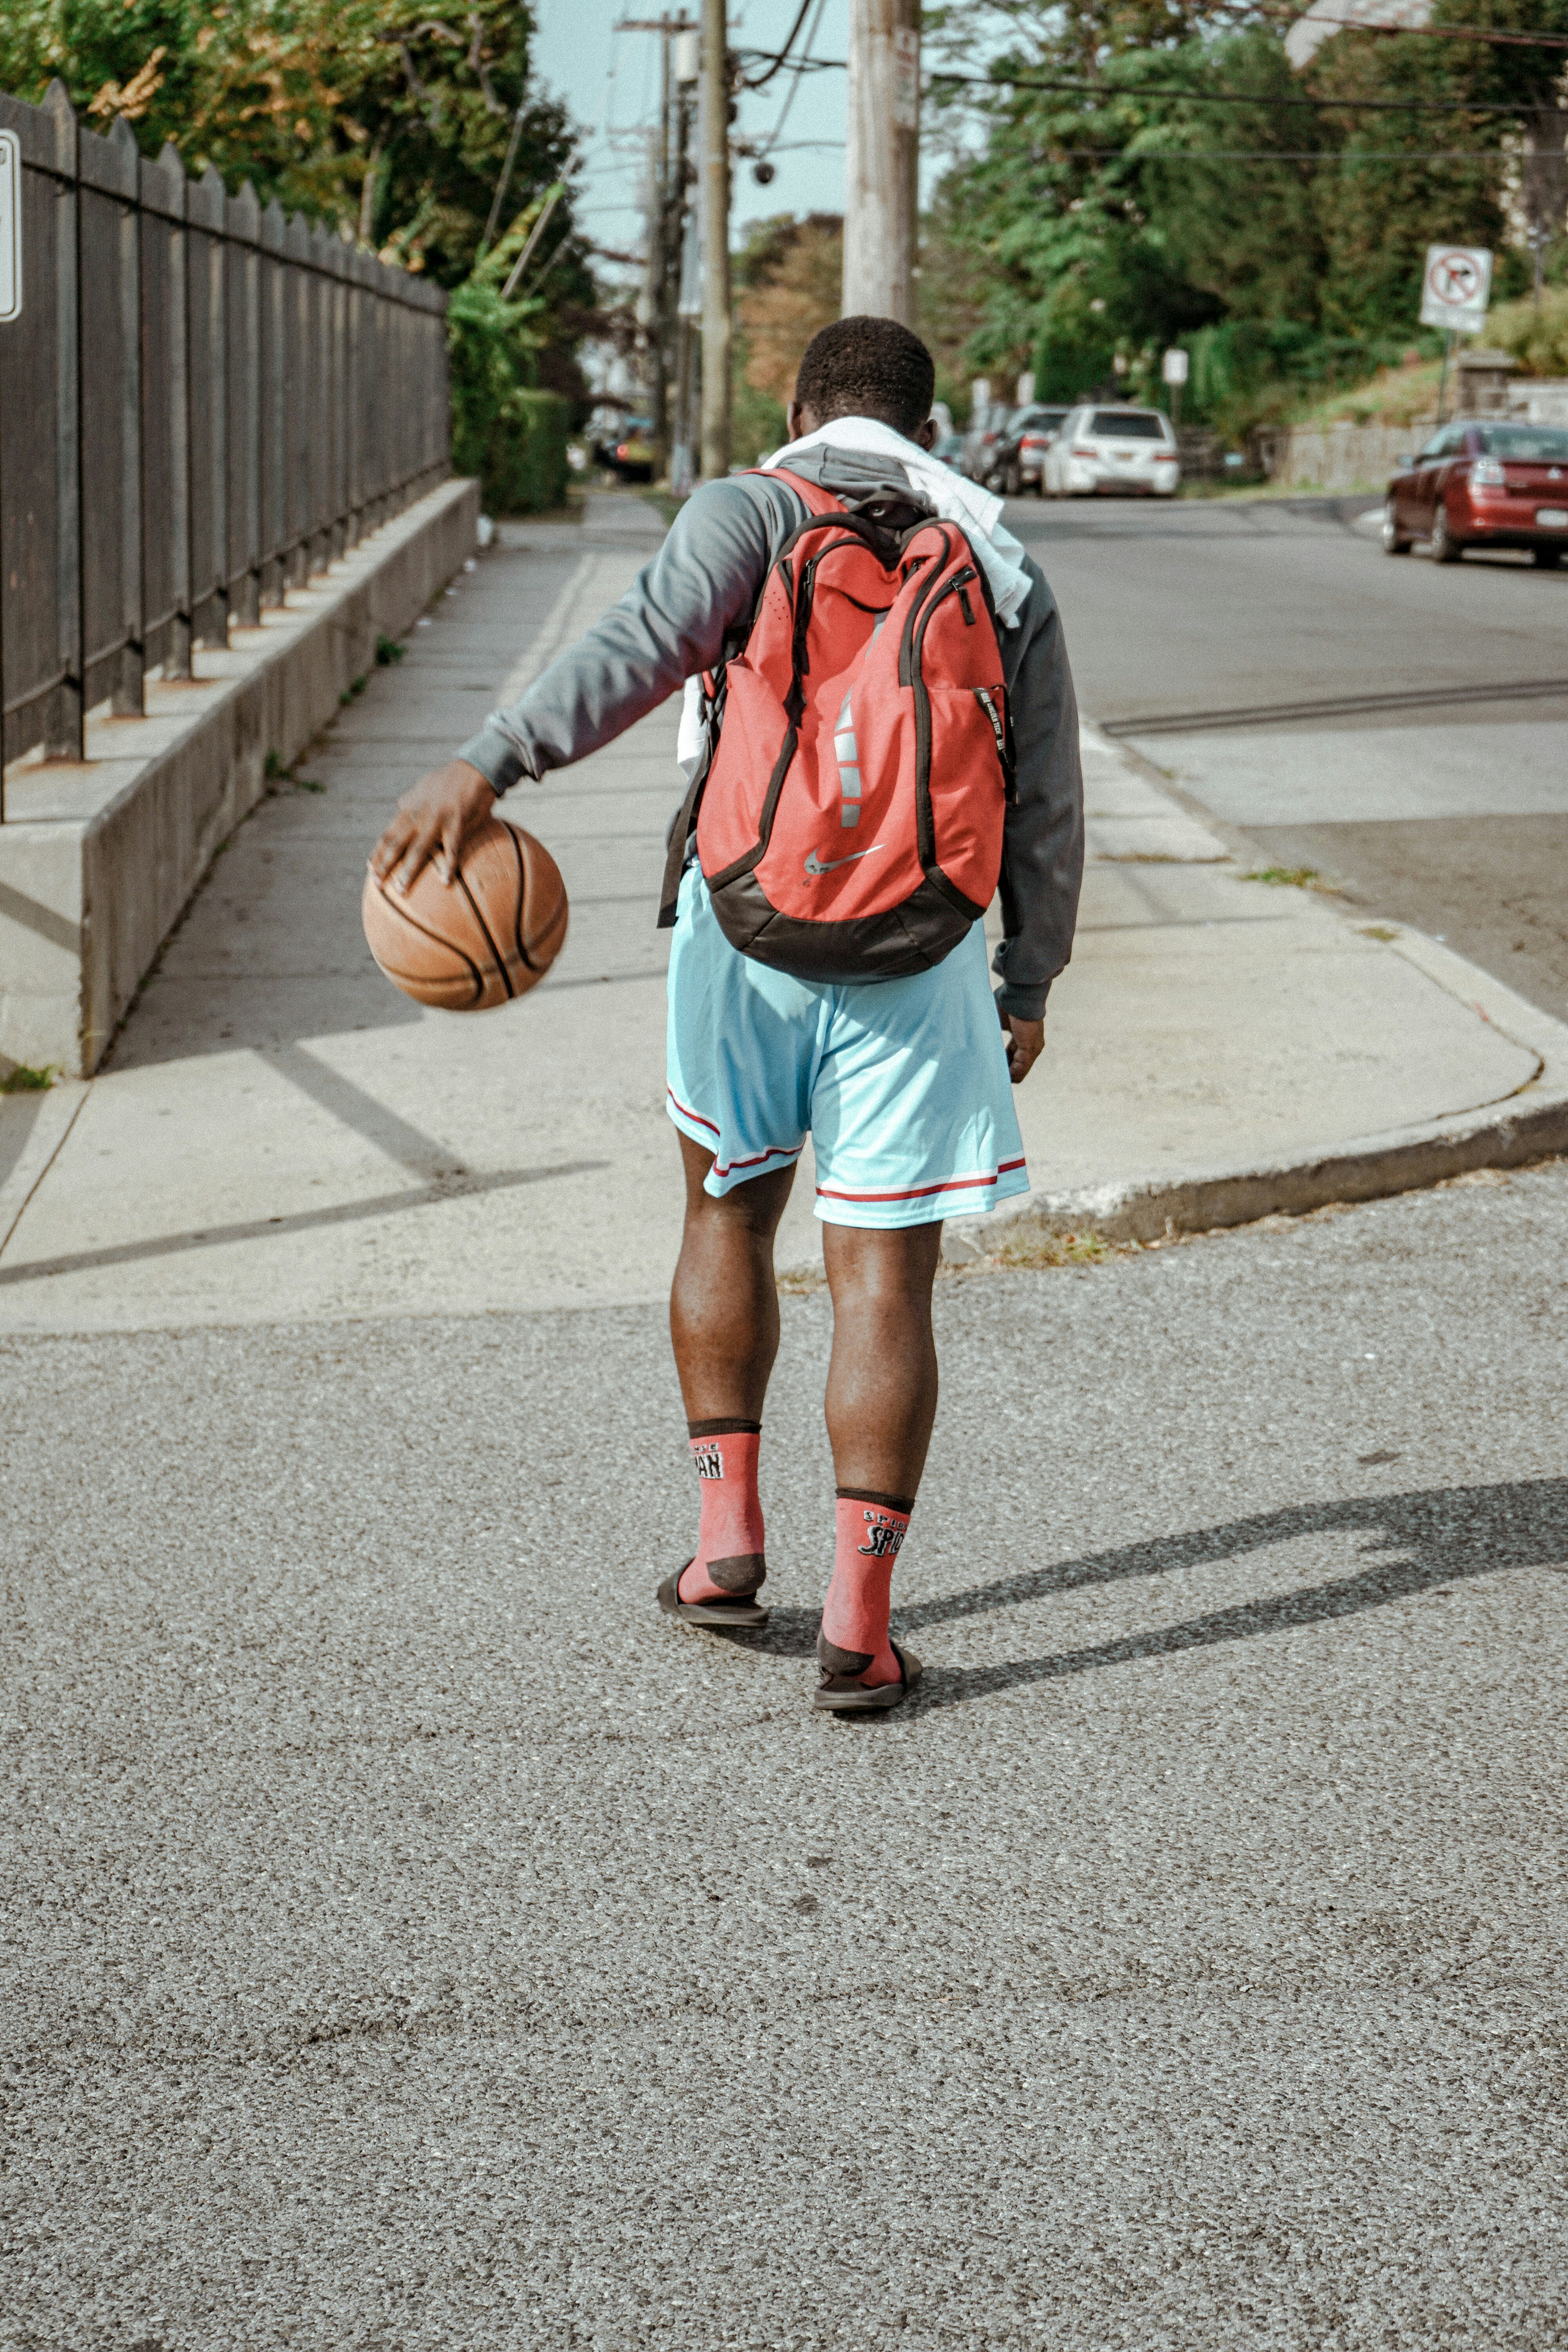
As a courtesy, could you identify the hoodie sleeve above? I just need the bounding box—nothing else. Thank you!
[457,476,802,792]
[991,554,1085,1021]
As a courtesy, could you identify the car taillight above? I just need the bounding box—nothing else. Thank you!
[1072,444,1098,457]
[1471,458,1505,486]
[615,443,629,458]
[1021,434,1049,449]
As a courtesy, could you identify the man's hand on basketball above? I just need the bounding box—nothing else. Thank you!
[999,1005,1045,1085]
[370,759,495,893]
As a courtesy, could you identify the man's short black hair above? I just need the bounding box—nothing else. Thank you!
[795,316,935,436]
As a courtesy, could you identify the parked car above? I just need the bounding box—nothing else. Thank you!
[1042,406,1181,497]
[1383,419,1568,565]
[990,405,1071,495]
[594,418,656,483]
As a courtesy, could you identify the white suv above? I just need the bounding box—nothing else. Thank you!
[1043,406,1180,497]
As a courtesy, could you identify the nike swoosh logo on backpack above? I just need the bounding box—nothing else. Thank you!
[804,845,885,877]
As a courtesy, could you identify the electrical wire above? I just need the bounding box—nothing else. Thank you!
[922,68,1559,112]
[1041,145,1537,160]
[750,0,832,163]
[740,0,818,89]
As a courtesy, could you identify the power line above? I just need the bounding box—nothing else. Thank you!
[922,68,1555,113]
[740,0,818,89]
[1047,145,1538,160]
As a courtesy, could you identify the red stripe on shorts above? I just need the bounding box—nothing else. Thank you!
[667,1088,720,1137]
[817,1158,1027,1205]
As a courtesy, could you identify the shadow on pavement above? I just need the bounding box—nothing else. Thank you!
[732,1480,1568,1702]
[0,1161,607,1286]
[912,1479,1568,1711]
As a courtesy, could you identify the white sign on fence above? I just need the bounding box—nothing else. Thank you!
[1420,243,1492,337]
[1162,347,1189,386]
[0,132,20,324]
[893,27,920,130]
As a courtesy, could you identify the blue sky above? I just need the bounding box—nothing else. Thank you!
[531,0,852,280]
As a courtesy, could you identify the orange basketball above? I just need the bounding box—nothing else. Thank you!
[362,818,568,1009]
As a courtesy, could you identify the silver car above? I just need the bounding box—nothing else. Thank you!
[1043,406,1180,497]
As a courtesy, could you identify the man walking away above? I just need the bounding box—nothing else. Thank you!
[372,316,1083,1713]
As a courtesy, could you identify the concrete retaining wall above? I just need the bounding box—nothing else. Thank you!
[1261,421,1430,491]
[0,477,478,1078]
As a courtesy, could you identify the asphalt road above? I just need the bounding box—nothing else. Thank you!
[1009,492,1568,1022]
[7,1164,1568,2348]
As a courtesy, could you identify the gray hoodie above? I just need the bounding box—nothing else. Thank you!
[458,447,1084,1018]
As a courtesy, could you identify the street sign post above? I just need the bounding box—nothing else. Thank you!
[1163,346,1189,427]
[1421,244,1492,425]
[1420,243,1492,337]
[0,132,20,323]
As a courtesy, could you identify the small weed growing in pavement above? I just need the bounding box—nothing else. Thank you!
[990,1226,1118,1269]
[340,674,368,706]
[1359,924,1399,942]
[1244,865,1321,889]
[265,749,285,779]
[1,1063,58,1094]
[294,777,326,793]
[376,635,405,666]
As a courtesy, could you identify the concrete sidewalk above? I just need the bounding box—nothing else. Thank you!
[0,492,1563,1332]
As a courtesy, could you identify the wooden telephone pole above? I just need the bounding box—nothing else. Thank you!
[699,0,731,477]
[842,0,919,323]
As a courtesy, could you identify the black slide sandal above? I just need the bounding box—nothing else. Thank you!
[657,1562,770,1630]
[813,1639,922,1713]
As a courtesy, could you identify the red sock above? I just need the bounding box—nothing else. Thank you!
[677,1420,765,1602]
[820,1489,913,1685]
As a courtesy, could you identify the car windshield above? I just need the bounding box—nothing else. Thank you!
[1018,409,1067,430]
[1091,411,1167,439]
[1474,425,1568,462]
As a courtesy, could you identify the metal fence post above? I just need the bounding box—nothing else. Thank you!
[150,139,191,679]
[43,79,82,762]
[259,198,286,607]
[228,180,261,626]
[107,117,144,714]
[191,164,227,648]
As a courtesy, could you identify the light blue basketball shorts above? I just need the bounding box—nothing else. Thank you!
[665,867,1030,1230]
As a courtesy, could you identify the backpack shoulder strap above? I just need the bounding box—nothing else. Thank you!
[747,465,847,518]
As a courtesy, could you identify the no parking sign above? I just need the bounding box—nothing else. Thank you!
[1419,244,1492,337]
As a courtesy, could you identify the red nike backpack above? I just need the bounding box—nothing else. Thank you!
[657,470,1014,984]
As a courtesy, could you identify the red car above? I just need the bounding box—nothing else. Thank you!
[1383,419,1568,566]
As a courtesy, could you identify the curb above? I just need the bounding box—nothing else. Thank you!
[958,871,1568,1256]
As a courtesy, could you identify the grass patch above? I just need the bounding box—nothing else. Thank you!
[339,674,368,707]
[376,635,405,666]
[1,1063,58,1094]
[1244,865,1321,890]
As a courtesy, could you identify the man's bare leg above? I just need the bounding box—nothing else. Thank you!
[819,1220,944,1687]
[670,1133,796,1417]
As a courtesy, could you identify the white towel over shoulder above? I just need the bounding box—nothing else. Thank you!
[762,414,1033,630]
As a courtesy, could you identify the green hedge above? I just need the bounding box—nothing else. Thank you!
[447,279,572,514]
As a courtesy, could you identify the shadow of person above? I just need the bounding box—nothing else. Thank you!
[896,1478,1568,1712]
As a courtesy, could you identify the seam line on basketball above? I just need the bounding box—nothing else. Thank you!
[455,869,515,999]
[369,885,486,1002]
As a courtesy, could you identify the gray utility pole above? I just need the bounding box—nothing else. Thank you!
[617,16,697,475]
[699,0,731,477]
[842,0,919,323]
